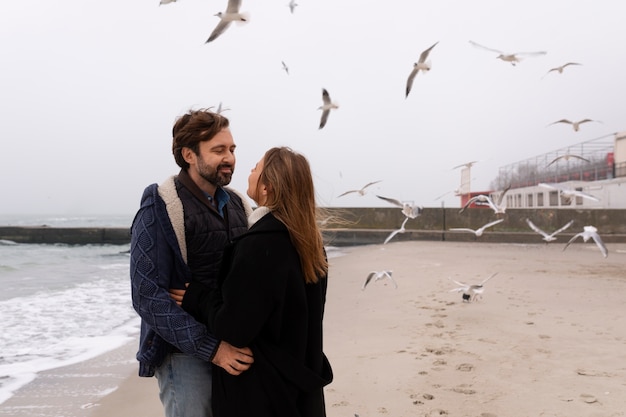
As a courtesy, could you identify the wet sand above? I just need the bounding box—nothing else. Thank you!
[2,241,625,417]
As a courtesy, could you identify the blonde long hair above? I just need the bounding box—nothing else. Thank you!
[259,147,328,284]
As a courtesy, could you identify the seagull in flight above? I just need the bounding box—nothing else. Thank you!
[484,184,511,214]
[281,61,289,75]
[525,218,574,242]
[538,183,600,202]
[337,180,381,198]
[159,0,178,5]
[287,0,298,14]
[376,195,423,219]
[405,41,439,98]
[452,160,478,170]
[449,273,498,302]
[384,217,409,244]
[547,154,590,167]
[542,62,582,78]
[450,219,504,237]
[469,40,546,65]
[206,0,249,43]
[563,225,608,258]
[318,88,339,129]
[216,102,230,114]
[459,194,494,213]
[547,119,600,132]
[459,184,511,214]
[362,270,397,290]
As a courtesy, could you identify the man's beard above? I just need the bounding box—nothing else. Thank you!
[198,162,234,187]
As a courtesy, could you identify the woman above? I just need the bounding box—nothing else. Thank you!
[181,146,333,417]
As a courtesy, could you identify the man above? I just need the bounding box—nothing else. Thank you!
[130,109,254,417]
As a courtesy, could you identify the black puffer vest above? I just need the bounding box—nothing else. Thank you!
[175,171,249,288]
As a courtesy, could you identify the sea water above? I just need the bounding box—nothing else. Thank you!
[0,215,136,405]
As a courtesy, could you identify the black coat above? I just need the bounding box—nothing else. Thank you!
[183,212,332,417]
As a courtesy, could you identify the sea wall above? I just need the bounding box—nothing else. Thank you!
[1,208,625,246]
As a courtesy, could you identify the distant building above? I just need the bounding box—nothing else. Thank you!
[459,131,626,209]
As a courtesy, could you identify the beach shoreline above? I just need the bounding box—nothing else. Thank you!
[3,241,626,417]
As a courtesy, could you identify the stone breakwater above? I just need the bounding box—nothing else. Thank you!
[1,207,625,246]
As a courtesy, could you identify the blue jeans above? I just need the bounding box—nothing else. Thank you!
[155,353,213,417]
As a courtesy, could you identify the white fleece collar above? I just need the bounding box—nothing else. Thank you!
[248,206,271,228]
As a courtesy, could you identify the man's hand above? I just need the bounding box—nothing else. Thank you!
[212,341,254,376]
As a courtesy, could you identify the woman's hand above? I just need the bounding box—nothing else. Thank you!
[169,286,187,306]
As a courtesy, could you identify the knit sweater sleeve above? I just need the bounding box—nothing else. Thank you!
[130,184,219,361]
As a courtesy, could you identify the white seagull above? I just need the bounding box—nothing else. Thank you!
[459,185,511,214]
[318,88,339,129]
[281,61,289,75]
[288,0,298,14]
[485,185,511,214]
[525,218,574,242]
[449,273,498,302]
[405,41,439,98]
[450,218,504,237]
[384,217,409,245]
[337,180,381,198]
[376,195,423,219]
[547,154,590,167]
[542,62,582,78]
[538,183,600,202]
[206,0,249,43]
[216,102,230,114]
[452,160,478,170]
[563,225,608,258]
[469,40,546,65]
[362,270,397,290]
[547,118,600,132]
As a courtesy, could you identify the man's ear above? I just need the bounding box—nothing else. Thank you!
[181,147,195,165]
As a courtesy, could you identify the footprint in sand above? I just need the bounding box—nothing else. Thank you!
[456,363,474,372]
[580,393,599,404]
[452,385,476,395]
[426,409,448,416]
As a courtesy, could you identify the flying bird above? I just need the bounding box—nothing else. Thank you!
[547,119,600,132]
[376,195,423,219]
[318,88,339,129]
[547,154,590,167]
[384,217,409,244]
[405,41,439,98]
[206,0,249,43]
[362,270,397,290]
[459,194,494,213]
[337,180,381,198]
[525,218,574,242]
[449,273,498,302]
[542,62,582,78]
[459,185,511,214]
[288,0,298,13]
[469,40,547,65]
[159,0,178,5]
[449,219,504,237]
[216,102,230,114]
[563,225,608,258]
[281,61,289,75]
[453,160,478,170]
[538,183,600,202]
[485,184,511,214]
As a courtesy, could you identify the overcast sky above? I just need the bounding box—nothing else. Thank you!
[1,0,624,217]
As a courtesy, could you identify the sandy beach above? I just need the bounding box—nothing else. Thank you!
[2,240,625,417]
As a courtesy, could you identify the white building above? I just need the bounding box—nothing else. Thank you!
[481,131,626,209]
